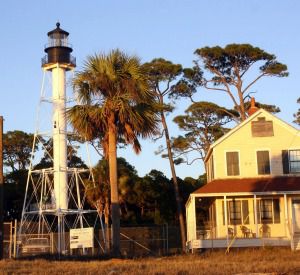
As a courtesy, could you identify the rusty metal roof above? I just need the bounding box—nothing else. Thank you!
[193,176,300,195]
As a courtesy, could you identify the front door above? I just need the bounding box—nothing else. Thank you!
[292,200,300,233]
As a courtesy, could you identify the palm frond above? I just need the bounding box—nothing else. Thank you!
[69,49,160,155]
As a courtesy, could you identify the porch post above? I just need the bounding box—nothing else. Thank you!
[186,195,197,243]
[254,194,258,237]
[189,195,197,241]
[224,195,228,245]
[186,198,189,242]
[284,193,288,237]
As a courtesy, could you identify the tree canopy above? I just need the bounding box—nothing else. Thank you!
[294,98,300,125]
[187,44,288,121]
[3,131,36,172]
[172,101,237,164]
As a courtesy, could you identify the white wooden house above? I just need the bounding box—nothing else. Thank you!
[186,106,300,251]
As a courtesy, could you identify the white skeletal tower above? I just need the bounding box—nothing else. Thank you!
[46,23,70,212]
[19,23,104,255]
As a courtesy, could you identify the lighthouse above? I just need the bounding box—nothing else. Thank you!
[18,23,103,256]
[42,22,75,211]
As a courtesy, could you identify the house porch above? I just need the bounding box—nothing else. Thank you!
[186,192,300,252]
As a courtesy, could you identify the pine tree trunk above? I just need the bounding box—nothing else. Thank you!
[237,86,246,121]
[108,115,120,257]
[160,108,186,252]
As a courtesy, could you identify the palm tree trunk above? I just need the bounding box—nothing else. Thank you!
[108,115,120,257]
[104,198,110,252]
[161,109,186,252]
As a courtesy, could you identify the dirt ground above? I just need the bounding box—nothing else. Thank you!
[1,248,300,274]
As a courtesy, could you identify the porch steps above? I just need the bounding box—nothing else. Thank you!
[292,233,300,250]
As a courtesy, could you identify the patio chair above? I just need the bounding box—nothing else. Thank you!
[259,224,271,237]
[240,225,251,238]
[228,227,234,238]
[197,229,207,240]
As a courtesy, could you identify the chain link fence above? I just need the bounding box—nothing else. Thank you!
[2,222,180,258]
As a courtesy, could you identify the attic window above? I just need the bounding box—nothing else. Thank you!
[251,118,274,137]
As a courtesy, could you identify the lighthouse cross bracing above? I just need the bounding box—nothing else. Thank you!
[18,23,105,256]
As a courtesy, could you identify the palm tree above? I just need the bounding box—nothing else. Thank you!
[67,49,159,256]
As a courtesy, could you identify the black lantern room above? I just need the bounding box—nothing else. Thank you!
[42,22,76,68]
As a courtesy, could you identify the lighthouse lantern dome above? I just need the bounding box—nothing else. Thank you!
[42,22,76,69]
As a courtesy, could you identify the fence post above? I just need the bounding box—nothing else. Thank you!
[50,232,54,254]
[166,223,169,255]
[13,219,17,258]
[9,222,12,258]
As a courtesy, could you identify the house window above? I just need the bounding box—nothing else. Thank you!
[289,150,300,173]
[282,150,300,174]
[257,151,270,175]
[260,200,273,223]
[256,199,280,224]
[226,152,240,176]
[229,201,241,225]
[222,200,249,225]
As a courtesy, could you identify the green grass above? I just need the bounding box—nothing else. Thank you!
[1,248,300,274]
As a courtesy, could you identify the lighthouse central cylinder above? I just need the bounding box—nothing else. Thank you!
[52,66,68,210]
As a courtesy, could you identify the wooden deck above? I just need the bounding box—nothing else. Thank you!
[187,237,290,251]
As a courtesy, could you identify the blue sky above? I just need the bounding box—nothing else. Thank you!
[0,1,299,179]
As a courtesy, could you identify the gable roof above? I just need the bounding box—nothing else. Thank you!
[204,109,300,163]
[193,176,300,196]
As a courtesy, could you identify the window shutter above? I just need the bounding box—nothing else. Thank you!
[257,151,270,175]
[226,152,232,176]
[282,150,289,174]
[211,155,214,180]
[233,153,240,176]
[226,152,240,176]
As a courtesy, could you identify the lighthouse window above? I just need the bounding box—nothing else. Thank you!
[48,34,68,47]
[61,37,67,47]
[54,121,57,128]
